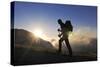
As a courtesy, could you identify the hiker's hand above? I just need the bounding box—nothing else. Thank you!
[58,34,61,37]
[58,29,61,31]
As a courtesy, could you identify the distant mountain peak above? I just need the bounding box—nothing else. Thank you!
[13,28,56,52]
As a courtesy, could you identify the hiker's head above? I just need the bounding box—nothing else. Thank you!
[58,19,63,24]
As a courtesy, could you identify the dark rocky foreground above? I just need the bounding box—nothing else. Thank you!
[13,47,97,66]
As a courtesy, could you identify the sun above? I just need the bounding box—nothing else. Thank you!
[33,29,43,38]
[33,28,49,41]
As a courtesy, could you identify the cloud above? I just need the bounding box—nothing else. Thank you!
[69,27,97,45]
[55,27,97,56]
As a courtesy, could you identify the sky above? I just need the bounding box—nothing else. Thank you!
[13,1,97,45]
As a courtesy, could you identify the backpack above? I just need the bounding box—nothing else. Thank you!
[65,20,73,32]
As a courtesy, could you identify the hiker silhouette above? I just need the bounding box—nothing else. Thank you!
[57,19,73,56]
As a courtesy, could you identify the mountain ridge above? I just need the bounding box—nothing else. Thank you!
[13,28,56,52]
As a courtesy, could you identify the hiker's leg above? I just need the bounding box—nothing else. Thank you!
[58,38,63,53]
[65,38,72,56]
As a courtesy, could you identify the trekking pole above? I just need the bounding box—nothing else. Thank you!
[58,30,65,54]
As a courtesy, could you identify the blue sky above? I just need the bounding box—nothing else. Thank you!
[13,1,97,41]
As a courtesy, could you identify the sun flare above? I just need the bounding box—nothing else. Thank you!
[33,28,55,42]
[33,29,44,38]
